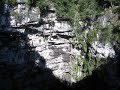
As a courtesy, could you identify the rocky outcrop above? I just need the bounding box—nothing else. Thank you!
[0,0,118,83]
[0,1,74,82]
[90,41,115,58]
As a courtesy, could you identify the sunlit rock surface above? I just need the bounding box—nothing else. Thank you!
[0,1,117,82]
[90,41,115,58]
[0,1,73,82]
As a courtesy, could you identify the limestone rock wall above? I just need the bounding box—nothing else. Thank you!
[0,1,75,82]
[0,1,117,82]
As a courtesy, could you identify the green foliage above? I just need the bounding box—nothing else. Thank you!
[112,23,120,51]
[87,30,98,44]
[78,0,101,18]
[3,0,16,4]
[82,56,106,77]
[99,25,112,43]
[55,0,101,18]
[26,0,32,6]
[71,55,83,81]
[36,0,49,10]
[52,0,77,20]
[72,53,106,81]
[112,6,120,14]
[27,0,49,11]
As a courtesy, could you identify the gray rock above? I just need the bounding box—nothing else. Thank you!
[90,41,115,58]
[0,2,75,82]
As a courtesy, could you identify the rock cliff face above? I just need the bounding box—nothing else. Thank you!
[0,1,75,82]
[0,1,117,82]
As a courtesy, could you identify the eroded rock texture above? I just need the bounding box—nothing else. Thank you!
[0,1,74,82]
[0,0,117,83]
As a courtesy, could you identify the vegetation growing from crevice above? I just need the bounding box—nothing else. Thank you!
[50,0,120,81]
[29,0,120,80]
[3,0,120,81]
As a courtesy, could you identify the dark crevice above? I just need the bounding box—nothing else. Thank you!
[56,34,73,39]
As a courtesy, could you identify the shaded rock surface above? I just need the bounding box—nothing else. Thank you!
[0,63,71,90]
[0,1,73,82]
[0,0,117,83]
